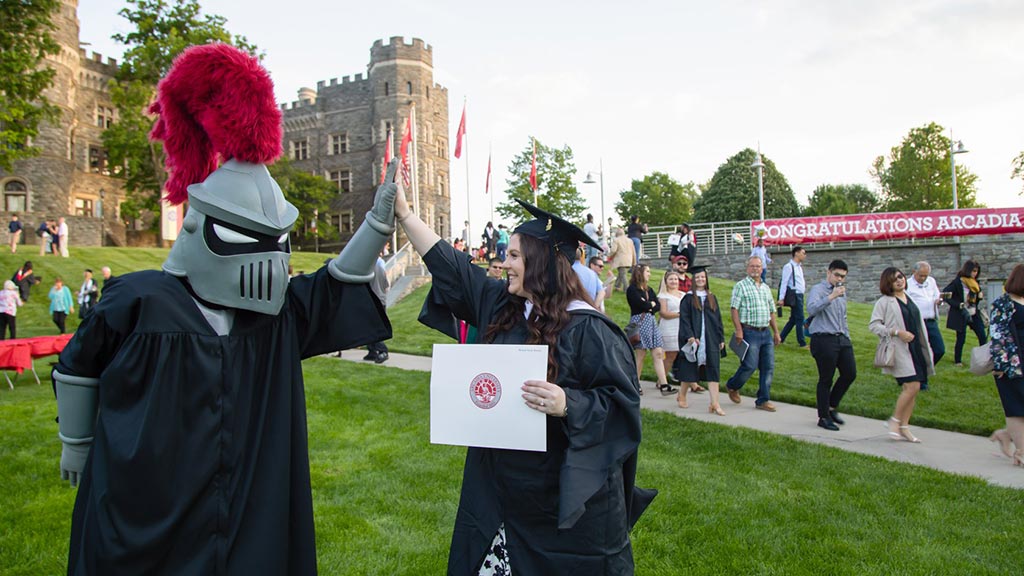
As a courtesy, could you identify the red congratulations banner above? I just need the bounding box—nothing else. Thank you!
[752,207,1024,245]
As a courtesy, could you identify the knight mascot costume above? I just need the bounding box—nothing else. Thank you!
[54,44,395,574]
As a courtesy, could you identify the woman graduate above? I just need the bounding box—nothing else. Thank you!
[396,190,655,574]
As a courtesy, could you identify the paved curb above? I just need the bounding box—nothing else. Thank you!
[330,350,1024,490]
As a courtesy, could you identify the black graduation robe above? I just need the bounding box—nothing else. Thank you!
[673,292,725,382]
[418,241,655,575]
[56,268,390,576]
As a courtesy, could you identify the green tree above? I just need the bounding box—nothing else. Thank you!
[1012,151,1024,195]
[871,122,980,211]
[102,0,256,223]
[803,184,880,216]
[269,158,339,248]
[496,139,586,224]
[615,172,698,226]
[692,148,800,223]
[0,0,60,170]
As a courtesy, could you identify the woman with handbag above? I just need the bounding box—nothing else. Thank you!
[628,264,677,395]
[674,266,726,414]
[943,260,988,367]
[987,264,1024,467]
[869,267,934,443]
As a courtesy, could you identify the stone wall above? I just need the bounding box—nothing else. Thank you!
[650,234,1024,306]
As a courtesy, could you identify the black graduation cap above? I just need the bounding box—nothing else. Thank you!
[514,199,603,263]
[688,265,710,276]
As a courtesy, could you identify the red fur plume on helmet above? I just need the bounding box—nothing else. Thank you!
[149,43,282,205]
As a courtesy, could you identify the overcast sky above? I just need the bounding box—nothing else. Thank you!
[78,0,1024,237]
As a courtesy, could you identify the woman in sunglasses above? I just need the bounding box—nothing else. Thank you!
[869,267,935,443]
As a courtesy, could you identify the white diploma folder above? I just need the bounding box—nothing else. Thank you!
[430,344,548,452]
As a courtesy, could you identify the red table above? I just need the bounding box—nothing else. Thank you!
[0,334,73,389]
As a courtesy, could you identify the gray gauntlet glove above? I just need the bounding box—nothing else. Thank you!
[329,159,398,283]
[55,370,99,487]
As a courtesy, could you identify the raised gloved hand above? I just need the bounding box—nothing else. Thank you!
[369,159,399,228]
[61,442,90,487]
[329,159,399,283]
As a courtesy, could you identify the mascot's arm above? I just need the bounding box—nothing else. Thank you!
[54,370,99,487]
[330,159,398,283]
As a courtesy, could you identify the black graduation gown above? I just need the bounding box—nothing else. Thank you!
[673,292,725,382]
[56,268,390,576]
[418,241,655,575]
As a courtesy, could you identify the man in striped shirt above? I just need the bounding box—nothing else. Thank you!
[725,255,781,411]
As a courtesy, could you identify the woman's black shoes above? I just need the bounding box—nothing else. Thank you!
[658,384,678,396]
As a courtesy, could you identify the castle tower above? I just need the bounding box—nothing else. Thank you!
[280,37,450,245]
[0,0,126,245]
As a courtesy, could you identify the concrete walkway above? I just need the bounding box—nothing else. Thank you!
[333,350,1024,490]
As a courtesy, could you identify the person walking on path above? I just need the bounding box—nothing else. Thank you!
[806,259,856,431]
[906,261,946,365]
[0,280,23,339]
[987,264,1024,467]
[944,260,988,367]
[778,245,807,348]
[8,213,23,254]
[48,276,74,334]
[675,266,726,414]
[608,227,635,293]
[725,256,781,411]
[629,264,678,396]
[869,267,934,444]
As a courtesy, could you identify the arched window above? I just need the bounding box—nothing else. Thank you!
[3,180,27,212]
[407,81,413,95]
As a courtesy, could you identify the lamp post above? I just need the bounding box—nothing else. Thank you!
[950,134,969,210]
[751,149,765,222]
[583,158,607,244]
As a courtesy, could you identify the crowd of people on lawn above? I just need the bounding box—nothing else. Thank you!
[0,261,112,339]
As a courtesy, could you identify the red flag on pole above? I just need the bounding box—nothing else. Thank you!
[454,103,467,159]
[399,115,413,189]
[529,138,537,192]
[485,151,492,194]
[379,127,394,184]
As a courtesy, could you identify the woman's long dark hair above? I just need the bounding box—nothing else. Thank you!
[484,233,593,381]
[958,260,981,279]
[690,270,718,311]
[629,264,649,290]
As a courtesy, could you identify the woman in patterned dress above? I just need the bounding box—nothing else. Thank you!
[628,264,677,395]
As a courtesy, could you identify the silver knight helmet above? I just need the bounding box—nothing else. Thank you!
[163,160,298,315]
[148,44,297,314]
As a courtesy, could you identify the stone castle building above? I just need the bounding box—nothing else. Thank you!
[280,36,451,243]
[1,0,451,247]
[0,0,127,247]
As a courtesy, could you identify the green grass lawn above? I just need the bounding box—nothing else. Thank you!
[2,360,1021,575]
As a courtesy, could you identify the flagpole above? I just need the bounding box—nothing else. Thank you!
[463,98,471,253]
[410,103,420,218]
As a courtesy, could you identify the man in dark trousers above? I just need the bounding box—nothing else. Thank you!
[806,259,856,431]
[778,245,807,348]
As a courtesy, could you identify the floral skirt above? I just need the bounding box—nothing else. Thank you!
[632,313,663,350]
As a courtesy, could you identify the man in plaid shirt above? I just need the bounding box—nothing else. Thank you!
[725,255,781,411]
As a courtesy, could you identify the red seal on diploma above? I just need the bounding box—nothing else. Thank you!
[469,373,501,409]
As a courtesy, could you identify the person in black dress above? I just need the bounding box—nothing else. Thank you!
[396,190,655,574]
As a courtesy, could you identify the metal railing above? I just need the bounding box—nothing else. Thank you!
[636,221,963,262]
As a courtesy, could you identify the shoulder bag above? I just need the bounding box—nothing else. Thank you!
[874,335,895,368]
